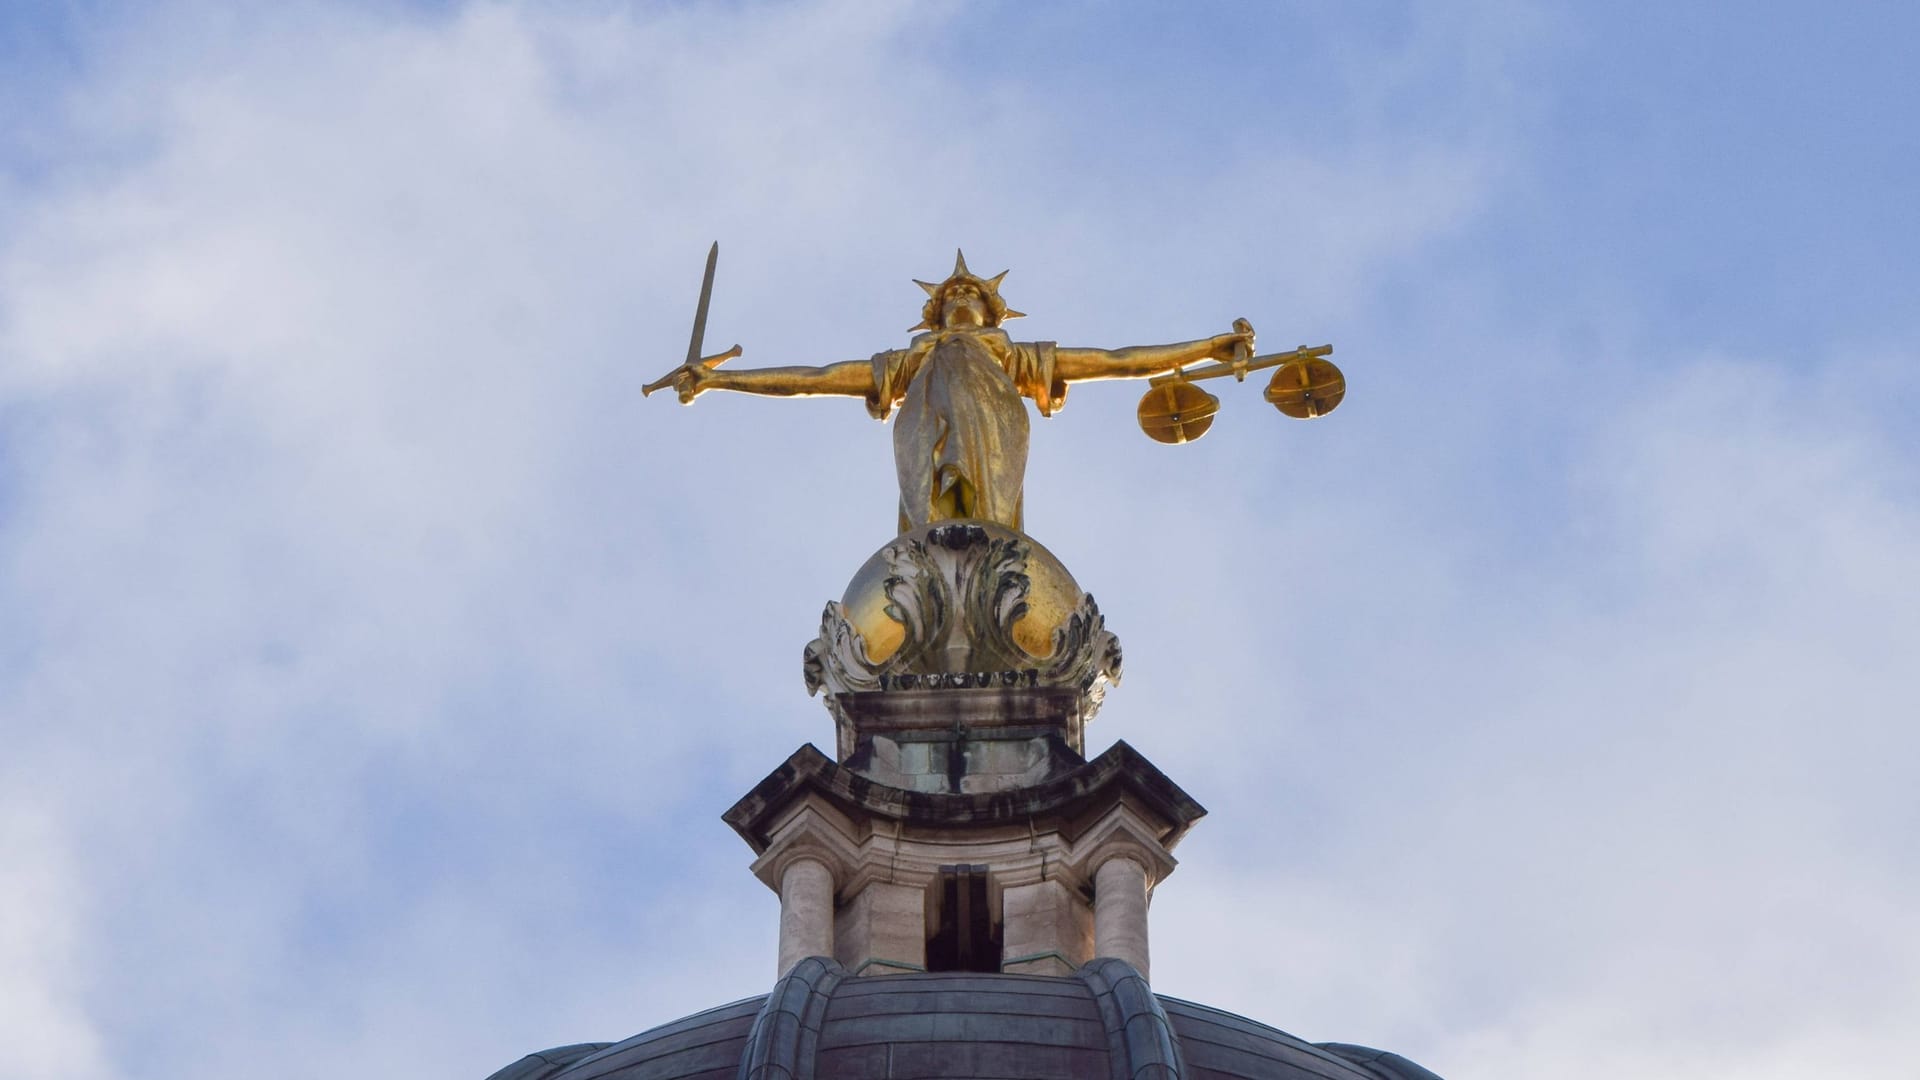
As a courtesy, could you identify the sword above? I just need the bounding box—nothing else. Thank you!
[643,241,740,398]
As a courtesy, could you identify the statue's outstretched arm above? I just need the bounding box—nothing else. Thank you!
[661,357,875,403]
[1052,325,1253,383]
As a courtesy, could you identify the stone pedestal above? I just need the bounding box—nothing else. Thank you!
[804,521,1123,791]
[736,520,1199,981]
[834,687,1088,794]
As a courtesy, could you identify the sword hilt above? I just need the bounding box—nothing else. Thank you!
[642,344,741,398]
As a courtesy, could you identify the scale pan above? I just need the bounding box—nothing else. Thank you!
[1266,358,1345,419]
[1137,381,1220,445]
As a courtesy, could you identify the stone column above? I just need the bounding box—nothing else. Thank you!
[1093,855,1151,980]
[777,857,836,976]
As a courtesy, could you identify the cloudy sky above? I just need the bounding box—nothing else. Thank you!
[2,2,1916,1078]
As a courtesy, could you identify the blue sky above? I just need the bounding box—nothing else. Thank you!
[2,3,1917,1079]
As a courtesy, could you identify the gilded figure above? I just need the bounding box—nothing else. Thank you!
[651,251,1255,533]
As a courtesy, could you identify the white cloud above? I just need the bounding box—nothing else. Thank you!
[0,804,109,1080]
[3,3,1912,1079]
[1146,346,1920,1075]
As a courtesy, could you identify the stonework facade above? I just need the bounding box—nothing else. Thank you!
[724,741,1200,981]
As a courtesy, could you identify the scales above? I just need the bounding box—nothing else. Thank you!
[1136,318,1346,444]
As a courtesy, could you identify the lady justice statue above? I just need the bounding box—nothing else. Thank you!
[645,242,1336,730]
[645,247,1339,735]
[646,249,1256,534]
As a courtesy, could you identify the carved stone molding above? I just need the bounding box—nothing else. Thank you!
[804,522,1122,730]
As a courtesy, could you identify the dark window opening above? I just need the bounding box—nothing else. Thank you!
[926,864,1001,972]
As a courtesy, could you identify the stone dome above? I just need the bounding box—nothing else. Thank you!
[487,958,1442,1080]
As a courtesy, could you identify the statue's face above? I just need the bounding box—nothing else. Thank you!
[940,284,987,328]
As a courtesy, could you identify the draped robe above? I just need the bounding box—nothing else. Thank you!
[866,328,1064,534]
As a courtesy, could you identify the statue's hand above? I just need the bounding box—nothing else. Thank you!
[1211,318,1256,367]
[642,344,741,403]
[672,360,717,404]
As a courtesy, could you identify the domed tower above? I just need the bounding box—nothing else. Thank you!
[491,251,1441,1079]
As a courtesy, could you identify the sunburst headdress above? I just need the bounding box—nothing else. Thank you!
[909,250,1026,331]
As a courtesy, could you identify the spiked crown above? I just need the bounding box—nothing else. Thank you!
[910,250,1025,331]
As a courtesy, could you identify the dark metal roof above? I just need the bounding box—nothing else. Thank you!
[488,959,1443,1080]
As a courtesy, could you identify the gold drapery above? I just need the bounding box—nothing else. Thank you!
[866,328,1063,533]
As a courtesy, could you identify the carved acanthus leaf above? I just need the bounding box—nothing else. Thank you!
[805,524,1123,725]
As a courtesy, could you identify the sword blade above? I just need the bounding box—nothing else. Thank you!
[685,241,719,368]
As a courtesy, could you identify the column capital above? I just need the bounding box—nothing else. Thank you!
[749,798,865,896]
[1064,802,1180,890]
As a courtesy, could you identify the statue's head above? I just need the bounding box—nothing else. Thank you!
[910,250,1025,332]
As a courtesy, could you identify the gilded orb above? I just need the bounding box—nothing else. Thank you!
[840,520,1086,667]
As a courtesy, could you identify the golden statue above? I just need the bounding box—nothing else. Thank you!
[645,247,1342,721]
[647,250,1316,534]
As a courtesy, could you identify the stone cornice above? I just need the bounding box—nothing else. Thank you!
[723,740,1206,856]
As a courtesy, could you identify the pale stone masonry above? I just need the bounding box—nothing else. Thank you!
[1093,854,1152,979]
[832,880,924,975]
[775,857,835,976]
[726,740,1201,980]
[1000,878,1092,976]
